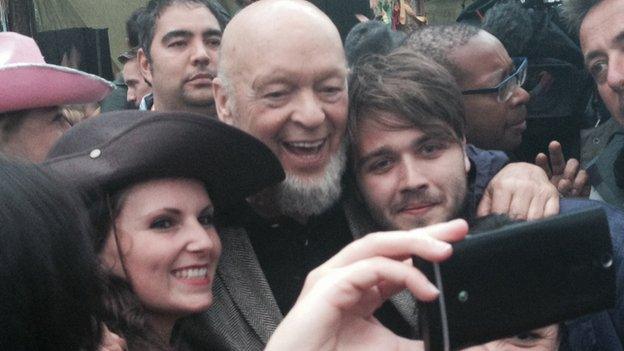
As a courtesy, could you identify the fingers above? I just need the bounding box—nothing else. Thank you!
[487,185,513,215]
[557,158,589,198]
[548,140,565,176]
[323,220,468,269]
[508,190,533,220]
[543,193,560,217]
[476,191,493,217]
[577,170,591,197]
[331,256,441,305]
[534,152,552,178]
[562,158,580,182]
[573,169,590,197]
[557,179,573,196]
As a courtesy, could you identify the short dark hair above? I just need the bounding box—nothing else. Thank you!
[139,0,230,60]
[126,6,147,49]
[0,158,103,351]
[403,24,481,82]
[561,0,603,35]
[344,20,406,67]
[348,48,465,148]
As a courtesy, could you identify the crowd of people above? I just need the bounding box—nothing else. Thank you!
[1,0,624,350]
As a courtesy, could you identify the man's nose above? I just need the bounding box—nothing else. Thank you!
[126,90,136,104]
[509,86,530,107]
[291,90,325,129]
[399,157,428,192]
[190,39,210,65]
[607,55,624,92]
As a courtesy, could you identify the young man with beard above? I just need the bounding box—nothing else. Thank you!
[562,0,624,208]
[406,24,590,198]
[136,0,229,115]
[347,49,624,350]
[177,1,564,349]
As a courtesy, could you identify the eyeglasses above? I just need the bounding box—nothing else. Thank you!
[461,57,528,103]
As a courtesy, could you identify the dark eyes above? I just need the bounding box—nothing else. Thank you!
[151,217,174,229]
[167,37,221,49]
[168,40,186,48]
[206,37,221,47]
[150,213,214,231]
[367,158,393,174]
[421,142,447,157]
[589,60,608,83]
[198,213,214,226]
[265,90,288,99]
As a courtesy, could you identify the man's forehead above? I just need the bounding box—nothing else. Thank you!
[154,2,220,36]
[580,0,624,55]
[355,111,460,147]
[450,32,511,86]
[221,0,344,77]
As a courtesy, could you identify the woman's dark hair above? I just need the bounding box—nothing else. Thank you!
[0,158,103,351]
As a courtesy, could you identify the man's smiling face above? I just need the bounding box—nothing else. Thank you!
[354,111,470,230]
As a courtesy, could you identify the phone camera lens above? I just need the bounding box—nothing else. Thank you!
[600,253,613,268]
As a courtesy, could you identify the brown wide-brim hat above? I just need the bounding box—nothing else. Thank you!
[43,111,284,208]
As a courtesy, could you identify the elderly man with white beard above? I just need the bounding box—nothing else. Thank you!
[175,1,563,349]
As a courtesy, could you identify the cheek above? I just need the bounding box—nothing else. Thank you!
[326,96,349,131]
[358,174,395,209]
[242,110,287,145]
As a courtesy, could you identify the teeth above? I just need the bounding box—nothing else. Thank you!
[287,140,324,148]
[173,267,209,279]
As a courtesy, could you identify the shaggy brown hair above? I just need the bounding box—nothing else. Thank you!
[348,48,465,149]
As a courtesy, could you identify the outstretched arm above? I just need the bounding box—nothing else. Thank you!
[477,162,559,220]
[266,220,468,351]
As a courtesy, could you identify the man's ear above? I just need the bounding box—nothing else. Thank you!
[137,48,152,85]
[212,77,234,125]
[462,138,471,174]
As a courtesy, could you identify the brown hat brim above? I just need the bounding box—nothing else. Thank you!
[44,111,284,209]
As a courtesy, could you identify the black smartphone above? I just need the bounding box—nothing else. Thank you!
[413,206,615,351]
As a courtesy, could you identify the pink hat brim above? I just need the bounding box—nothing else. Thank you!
[0,63,114,113]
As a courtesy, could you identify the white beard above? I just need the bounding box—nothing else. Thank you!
[273,142,347,218]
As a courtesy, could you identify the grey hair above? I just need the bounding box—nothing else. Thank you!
[403,24,481,83]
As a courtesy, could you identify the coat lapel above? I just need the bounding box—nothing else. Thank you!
[216,225,283,343]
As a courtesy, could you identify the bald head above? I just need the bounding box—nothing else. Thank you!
[218,0,344,85]
[212,0,349,218]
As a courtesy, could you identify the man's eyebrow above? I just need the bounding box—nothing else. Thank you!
[251,73,292,91]
[357,147,392,170]
[203,28,222,37]
[584,31,624,64]
[161,30,192,43]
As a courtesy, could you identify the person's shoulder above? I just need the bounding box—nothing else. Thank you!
[560,198,624,219]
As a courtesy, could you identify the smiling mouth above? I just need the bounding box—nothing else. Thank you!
[172,266,209,280]
[282,139,327,157]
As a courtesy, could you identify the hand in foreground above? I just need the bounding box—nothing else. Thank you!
[98,324,127,351]
[535,141,590,198]
[265,220,469,351]
[477,162,559,220]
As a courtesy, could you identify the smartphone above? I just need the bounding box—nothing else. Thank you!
[413,206,615,351]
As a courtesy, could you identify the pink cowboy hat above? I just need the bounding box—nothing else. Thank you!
[0,32,114,113]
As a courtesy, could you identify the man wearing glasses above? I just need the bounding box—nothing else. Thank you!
[406,24,589,197]
[406,25,529,152]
